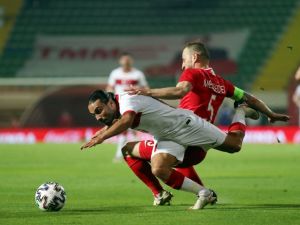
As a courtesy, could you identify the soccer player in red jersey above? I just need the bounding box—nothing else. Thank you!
[129,41,287,123]
[121,41,289,207]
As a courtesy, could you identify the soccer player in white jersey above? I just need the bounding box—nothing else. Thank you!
[106,53,149,162]
[81,90,262,209]
[293,66,300,126]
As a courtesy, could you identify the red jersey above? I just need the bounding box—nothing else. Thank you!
[179,68,235,123]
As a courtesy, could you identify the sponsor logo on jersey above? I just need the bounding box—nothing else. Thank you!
[115,79,139,85]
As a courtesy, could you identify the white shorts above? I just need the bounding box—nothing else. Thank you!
[151,140,186,162]
[162,114,227,151]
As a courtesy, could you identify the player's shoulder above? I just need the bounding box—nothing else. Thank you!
[110,67,122,75]
[118,92,132,99]
[131,67,145,75]
[119,92,145,101]
[180,68,199,80]
[203,68,226,80]
[183,68,199,74]
[183,68,211,77]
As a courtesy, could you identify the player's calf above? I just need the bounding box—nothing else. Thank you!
[216,105,259,154]
[217,131,244,153]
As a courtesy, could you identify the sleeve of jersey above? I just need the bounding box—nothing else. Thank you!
[178,69,194,84]
[119,95,142,116]
[223,79,235,97]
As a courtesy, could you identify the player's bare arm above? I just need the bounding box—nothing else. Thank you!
[233,87,289,123]
[81,112,135,150]
[243,92,289,123]
[126,81,192,99]
[91,126,108,139]
[91,118,121,139]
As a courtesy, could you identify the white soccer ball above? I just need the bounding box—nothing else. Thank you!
[35,182,66,211]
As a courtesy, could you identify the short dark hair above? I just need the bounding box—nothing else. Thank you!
[88,90,113,104]
[120,52,132,57]
[184,41,210,60]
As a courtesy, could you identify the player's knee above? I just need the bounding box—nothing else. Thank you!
[229,144,242,153]
[223,135,243,153]
[121,143,131,157]
[218,143,241,154]
[151,167,169,181]
[151,167,163,177]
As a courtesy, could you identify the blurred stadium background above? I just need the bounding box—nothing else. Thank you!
[0,0,300,144]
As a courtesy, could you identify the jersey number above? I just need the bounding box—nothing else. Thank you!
[207,94,216,122]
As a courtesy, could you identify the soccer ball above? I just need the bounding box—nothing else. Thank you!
[35,182,66,211]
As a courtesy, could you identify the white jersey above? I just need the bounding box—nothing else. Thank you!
[117,93,226,151]
[296,85,300,97]
[108,67,148,94]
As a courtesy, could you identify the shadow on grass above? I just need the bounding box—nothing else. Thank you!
[3,203,300,219]
[62,205,185,215]
[66,203,300,214]
[202,203,300,211]
[1,205,186,219]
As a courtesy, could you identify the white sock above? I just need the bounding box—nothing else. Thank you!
[180,177,206,195]
[115,134,126,159]
[232,108,246,125]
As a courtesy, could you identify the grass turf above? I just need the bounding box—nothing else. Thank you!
[0,143,300,225]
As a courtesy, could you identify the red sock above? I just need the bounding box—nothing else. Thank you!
[228,122,246,133]
[175,167,204,186]
[124,156,163,195]
[165,169,185,189]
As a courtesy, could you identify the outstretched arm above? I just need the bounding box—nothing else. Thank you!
[125,81,192,100]
[81,112,135,150]
[243,92,289,123]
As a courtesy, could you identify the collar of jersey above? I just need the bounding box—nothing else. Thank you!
[203,67,215,75]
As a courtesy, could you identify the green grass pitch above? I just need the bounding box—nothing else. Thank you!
[0,143,300,225]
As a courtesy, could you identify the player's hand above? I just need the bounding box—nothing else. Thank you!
[91,127,107,139]
[125,86,151,96]
[268,113,290,123]
[80,135,104,150]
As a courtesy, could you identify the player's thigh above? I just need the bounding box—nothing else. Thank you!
[151,153,178,169]
[151,141,184,167]
[151,152,178,181]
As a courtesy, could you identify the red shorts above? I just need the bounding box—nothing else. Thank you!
[139,140,206,168]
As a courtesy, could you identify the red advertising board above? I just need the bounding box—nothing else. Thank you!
[0,128,152,144]
[0,127,299,144]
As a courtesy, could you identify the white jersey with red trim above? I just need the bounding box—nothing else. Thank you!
[117,93,226,150]
[108,67,148,94]
[296,85,300,97]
